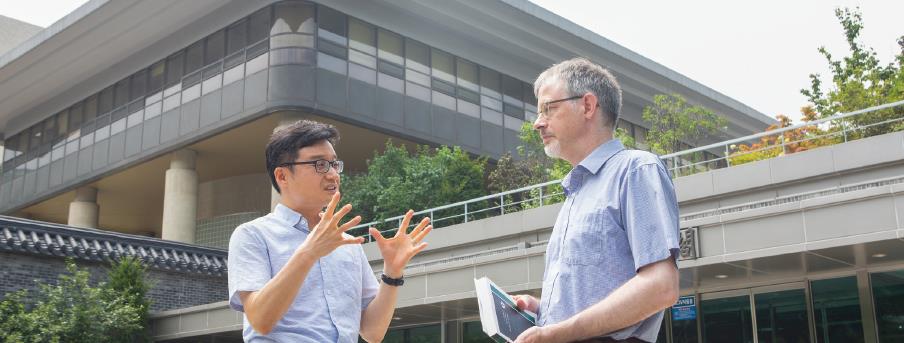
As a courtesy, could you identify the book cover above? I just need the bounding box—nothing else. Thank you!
[474,277,537,342]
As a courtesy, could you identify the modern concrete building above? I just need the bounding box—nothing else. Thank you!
[0,0,774,242]
[8,1,898,343]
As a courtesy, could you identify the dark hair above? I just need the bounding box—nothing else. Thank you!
[265,119,340,193]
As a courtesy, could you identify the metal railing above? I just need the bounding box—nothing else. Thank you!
[660,100,904,177]
[355,100,904,240]
[353,179,565,242]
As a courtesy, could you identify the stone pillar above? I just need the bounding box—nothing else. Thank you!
[161,149,198,243]
[68,187,99,228]
[271,113,305,211]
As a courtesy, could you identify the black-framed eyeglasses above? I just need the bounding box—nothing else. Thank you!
[280,159,344,174]
[537,95,584,119]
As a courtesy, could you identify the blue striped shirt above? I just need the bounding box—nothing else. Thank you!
[538,139,680,342]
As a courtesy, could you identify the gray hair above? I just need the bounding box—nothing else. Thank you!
[534,57,622,128]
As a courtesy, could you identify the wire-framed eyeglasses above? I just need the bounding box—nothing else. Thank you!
[537,95,584,119]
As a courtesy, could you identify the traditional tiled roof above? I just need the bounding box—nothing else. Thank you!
[0,216,227,276]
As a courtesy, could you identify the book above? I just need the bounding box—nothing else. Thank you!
[474,277,537,342]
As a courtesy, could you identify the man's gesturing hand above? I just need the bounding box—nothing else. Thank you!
[299,192,364,258]
[369,210,432,278]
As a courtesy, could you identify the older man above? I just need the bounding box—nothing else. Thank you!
[514,58,680,343]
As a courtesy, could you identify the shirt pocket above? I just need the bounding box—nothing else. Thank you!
[560,212,614,266]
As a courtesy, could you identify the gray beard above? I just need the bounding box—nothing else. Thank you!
[544,141,561,158]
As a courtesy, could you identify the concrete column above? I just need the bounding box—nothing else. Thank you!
[162,149,198,243]
[68,187,99,228]
[271,113,305,211]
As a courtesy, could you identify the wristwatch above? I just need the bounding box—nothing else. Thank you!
[381,273,405,286]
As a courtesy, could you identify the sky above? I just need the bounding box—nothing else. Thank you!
[1,0,902,123]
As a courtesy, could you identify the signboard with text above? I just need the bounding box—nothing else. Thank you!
[671,295,697,321]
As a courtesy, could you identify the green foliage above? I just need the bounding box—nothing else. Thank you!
[487,123,569,212]
[0,258,149,343]
[801,7,904,138]
[342,141,487,230]
[642,93,727,155]
[106,256,153,342]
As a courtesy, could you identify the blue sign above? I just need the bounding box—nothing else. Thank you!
[671,295,697,321]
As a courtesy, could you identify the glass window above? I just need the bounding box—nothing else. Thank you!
[523,81,538,110]
[383,328,404,343]
[407,324,441,342]
[457,58,478,91]
[405,38,429,74]
[248,6,270,45]
[149,61,165,92]
[130,69,148,101]
[431,48,454,83]
[701,295,753,343]
[94,114,110,141]
[811,276,864,343]
[318,5,346,44]
[226,20,247,56]
[755,289,811,343]
[872,270,904,341]
[3,135,19,161]
[97,86,113,115]
[29,125,42,150]
[77,97,92,122]
[377,29,403,66]
[185,41,204,75]
[55,110,69,143]
[272,2,315,35]
[41,117,57,145]
[502,75,523,105]
[205,30,225,65]
[165,51,184,87]
[349,18,375,55]
[113,78,129,108]
[68,104,84,137]
[657,313,669,343]
[480,66,501,97]
[671,314,698,343]
[462,321,494,343]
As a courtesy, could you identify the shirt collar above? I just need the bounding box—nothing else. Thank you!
[273,203,310,232]
[560,139,625,195]
[578,139,625,175]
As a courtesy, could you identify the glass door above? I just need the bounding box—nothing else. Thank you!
[699,283,813,343]
[701,290,754,343]
[752,283,811,343]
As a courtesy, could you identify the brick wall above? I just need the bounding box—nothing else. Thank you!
[0,251,227,312]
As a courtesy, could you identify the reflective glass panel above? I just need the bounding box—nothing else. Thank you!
[755,289,811,343]
[701,295,753,343]
[812,276,864,343]
[872,270,904,342]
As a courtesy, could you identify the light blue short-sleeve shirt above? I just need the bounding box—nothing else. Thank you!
[227,204,380,342]
[538,139,680,342]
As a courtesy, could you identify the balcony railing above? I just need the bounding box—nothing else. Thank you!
[355,100,904,241]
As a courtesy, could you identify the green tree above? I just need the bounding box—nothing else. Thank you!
[801,7,904,138]
[0,259,147,343]
[341,141,487,231]
[106,256,153,342]
[642,93,727,155]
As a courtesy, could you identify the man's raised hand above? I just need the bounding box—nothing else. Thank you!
[369,210,432,278]
[299,192,364,258]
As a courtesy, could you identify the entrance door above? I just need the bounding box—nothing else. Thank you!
[752,284,811,343]
[701,289,754,343]
[699,283,812,343]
